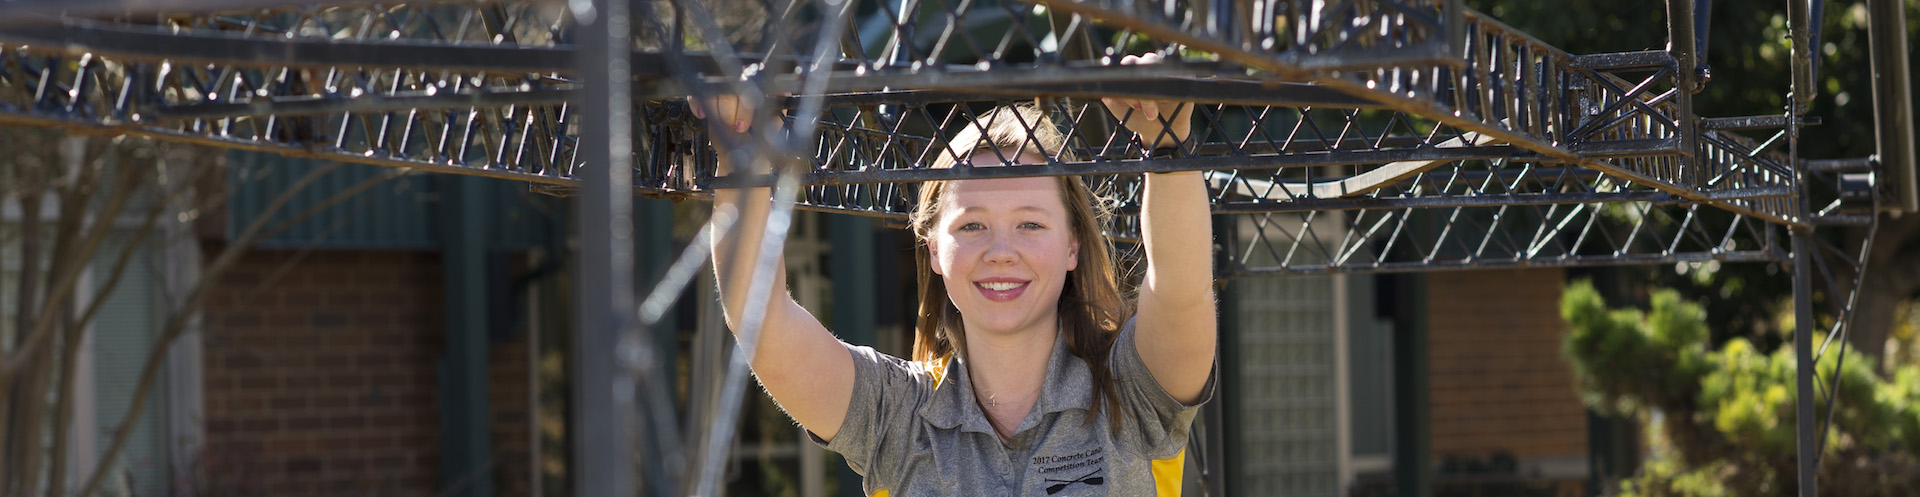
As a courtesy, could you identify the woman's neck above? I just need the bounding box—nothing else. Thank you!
[962,318,1056,440]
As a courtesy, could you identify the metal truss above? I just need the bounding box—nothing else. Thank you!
[0,0,1805,222]
[0,1,1909,496]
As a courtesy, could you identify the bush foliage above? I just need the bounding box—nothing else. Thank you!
[1560,281,1920,496]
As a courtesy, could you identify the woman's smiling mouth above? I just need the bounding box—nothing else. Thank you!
[975,279,1029,301]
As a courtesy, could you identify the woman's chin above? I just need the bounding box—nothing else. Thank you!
[960,314,1049,339]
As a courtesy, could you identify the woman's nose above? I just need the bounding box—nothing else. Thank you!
[983,232,1017,264]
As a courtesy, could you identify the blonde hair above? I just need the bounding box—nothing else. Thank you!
[908,104,1132,431]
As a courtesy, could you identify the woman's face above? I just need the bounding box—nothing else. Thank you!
[927,150,1078,338]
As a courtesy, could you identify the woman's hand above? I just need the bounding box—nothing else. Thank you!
[689,94,755,135]
[1100,53,1194,150]
[690,93,785,176]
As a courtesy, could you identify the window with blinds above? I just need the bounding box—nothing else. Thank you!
[1230,212,1344,497]
[87,235,171,496]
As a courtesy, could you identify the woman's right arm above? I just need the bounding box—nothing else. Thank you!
[700,96,857,442]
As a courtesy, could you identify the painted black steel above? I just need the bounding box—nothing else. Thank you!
[1793,229,1817,497]
[0,23,573,72]
[572,1,640,497]
[1570,50,1673,70]
[1867,0,1917,213]
[0,0,370,25]
[1701,115,1817,131]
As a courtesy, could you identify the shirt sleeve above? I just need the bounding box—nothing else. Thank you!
[1109,317,1216,458]
[805,342,933,478]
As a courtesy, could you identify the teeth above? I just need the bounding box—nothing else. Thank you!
[980,281,1023,291]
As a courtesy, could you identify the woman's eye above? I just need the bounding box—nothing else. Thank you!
[1020,222,1045,230]
[958,222,985,231]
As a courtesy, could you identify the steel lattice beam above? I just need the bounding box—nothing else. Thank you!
[0,0,1872,276]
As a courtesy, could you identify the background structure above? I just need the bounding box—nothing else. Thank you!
[0,0,1912,496]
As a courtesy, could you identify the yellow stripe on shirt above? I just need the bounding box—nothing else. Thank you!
[1152,449,1186,496]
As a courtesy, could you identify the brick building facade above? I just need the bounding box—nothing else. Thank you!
[200,249,533,496]
[1427,268,1591,490]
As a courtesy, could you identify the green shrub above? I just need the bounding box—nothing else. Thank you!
[1560,280,1920,496]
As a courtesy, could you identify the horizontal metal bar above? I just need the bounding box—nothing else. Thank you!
[1701,115,1821,130]
[709,146,1526,188]
[150,85,574,120]
[0,23,572,72]
[0,0,371,27]
[1570,51,1674,70]
[650,61,1237,99]
[778,77,1380,108]
[1031,0,1463,83]
[1207,191,1675,213]
[963,78,1384,109]
[1569,138,1684,158]
[1805,157,1877,173]
[1282,42,1460,73]
[0,110,576,182]
[1226,249,1781,277]
[0,21,879,76]
[1811,215,1873,226]
[1397,166,1605,186]
[1705,186,1795,201]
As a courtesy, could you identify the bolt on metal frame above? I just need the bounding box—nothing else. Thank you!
[0,0,1910,495]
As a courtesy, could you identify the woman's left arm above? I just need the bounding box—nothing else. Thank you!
[1102,55,1218,405]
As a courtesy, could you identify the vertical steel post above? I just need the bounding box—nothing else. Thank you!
[1392,273,1431,497]
[1867,0,1916,213]
[439,174,495,497]
[1692,0,1713,73]
[1444,0,1465,65]
[1213,216,1240,496]
[1788,0,1817,111]
[829,215,875,497]
[1666,0,1700,188]
[573,0,637,496]
[1788,1,1818,493]
[1792,228,1817,497]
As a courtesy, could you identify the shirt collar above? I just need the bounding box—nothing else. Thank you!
[920,328,1094,434]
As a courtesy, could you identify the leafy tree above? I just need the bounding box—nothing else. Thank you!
[1475,0,1920,369]
[1561,280,1920,496]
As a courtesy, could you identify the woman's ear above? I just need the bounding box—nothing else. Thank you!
[1067,238,1080,271]
[928,242,944,275]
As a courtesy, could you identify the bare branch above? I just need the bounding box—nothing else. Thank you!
[0,142,152,383]
[48,297,81,497]
[77,160,412,497]
[11,162,43,351]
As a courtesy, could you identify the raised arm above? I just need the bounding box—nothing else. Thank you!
[697,96,858,441]
[1101,55,1218,405]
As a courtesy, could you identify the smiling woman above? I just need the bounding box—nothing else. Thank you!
[702,54,1219,496]
[908,106,1131,442]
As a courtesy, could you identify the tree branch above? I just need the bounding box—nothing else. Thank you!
[76,160,416,497]
[48,297,81,497]
[0,144,148,384]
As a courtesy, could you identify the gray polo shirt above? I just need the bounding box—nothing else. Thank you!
[813,318,1212,496]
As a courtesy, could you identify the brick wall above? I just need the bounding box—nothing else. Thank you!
[1427,268,1588,460]
[490,331,533,497]
[202,249,532,496]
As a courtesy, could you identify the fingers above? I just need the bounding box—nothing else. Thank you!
[1102,97,1158,122]
[1119,52,1164,66]
[689,95,753,133]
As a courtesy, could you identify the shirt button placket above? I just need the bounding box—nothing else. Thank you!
[993,445,1012,479]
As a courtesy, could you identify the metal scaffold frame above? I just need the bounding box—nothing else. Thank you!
[0,0,1911,495]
